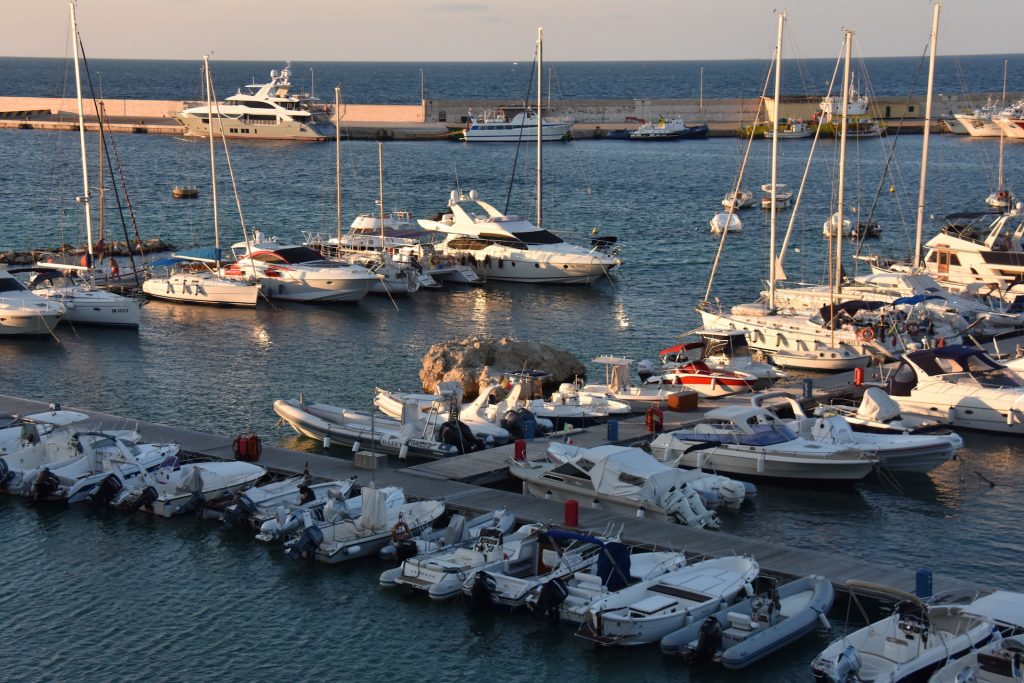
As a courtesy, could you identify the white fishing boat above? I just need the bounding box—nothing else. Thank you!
[417,190,620,284]
[760,183,794,210]
[373,383,511,445]
[511,445,719,527]
[0,268,65,336]
[629,116,708,140]
[0,409,94,493]
[753,392,962,473]
[764,119,813,139]
[110,459,267,518]
[387,522,546,601]
[722,190,756,210]
[955,108,1004,138]
[255,483,394,544]
[458,108,573,142]
[273,395,482,460]
[284,485,446,564]
[175,63,334,142]
[579,356,694,411]
[662,575,835,670]
[532,440,753,512]
[638,331,785,389]
[710,213,743,234]
[886,345,1024,435]
[490,371,615,429]
[929,633,1024,683]
[220,474,358,532]
[811,580,997,683]
[579,554,760,647]
[226,232,378,303]
[649,405,877,482]
[463,526,609,610]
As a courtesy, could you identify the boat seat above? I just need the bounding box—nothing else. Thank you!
[728,612,758,631]
[628,595,677,617]
[574,572,603,587]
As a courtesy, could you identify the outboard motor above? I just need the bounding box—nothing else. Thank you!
[0,459,12,490]
[530,577,568,623]
[30,468,62,503]
[467,571,497,614]
[501,408,544,439]
[636,359,656,381]
[122,485,159,513]
[440,419,485,455]
[692,615,723,663]
[221,493,259,530]
[88,474,124,507]
[393,539,419,561]
[285,522,324,560]
[829,645,863,682]
[177,492,206,516]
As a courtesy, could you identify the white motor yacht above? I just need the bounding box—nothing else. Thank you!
[417,190,621,285]
[0,268,65,335]
[458,108,572,142]
[226,232,378,302]
[649,405,877,482]
[175,63,334,142]
[722,190,756,210]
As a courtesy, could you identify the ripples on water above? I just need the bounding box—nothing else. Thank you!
[2,107,1024,681]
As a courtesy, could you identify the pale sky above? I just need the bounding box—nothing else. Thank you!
[3,0,1022,61]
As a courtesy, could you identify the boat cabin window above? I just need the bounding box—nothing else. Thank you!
[617,472,648,487]
[245,100,277,110]
[518,230,564,246]
[0,277,28,292]
[254,246,324,264]
[453,200,493,222]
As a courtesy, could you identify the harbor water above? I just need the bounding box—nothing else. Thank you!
[2,57,1024,681]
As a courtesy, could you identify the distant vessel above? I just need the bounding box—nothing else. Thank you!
[175,63,334,142]
[629,116,708,140]
[818,86,882,137]
[457,108,572,142]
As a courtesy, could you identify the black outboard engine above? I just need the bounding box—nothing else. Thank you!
[501,408,545,439]
[530,577,568,623]
[693,615,723,663]
[31,468,61,503]
[394,539,419,561]
[467,571,497,614]
[221,493,259,530]
[88,474,124,507]
[440,419,485,455]
[285,524,324,560]
[0,459,11,491]
[122,485,159,513]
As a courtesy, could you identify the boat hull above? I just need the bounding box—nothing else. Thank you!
[143,274,261,307]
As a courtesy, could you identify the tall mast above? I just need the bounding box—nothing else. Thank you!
[768,11,784,310]
[378,141,386,261]
[997,59,1007,196]
[914,3,941,270]
[335,86,342,248]
[70,1,94,264]
[536,27,543,227]
[204,56,220,257]
[835,30,852,292]
[97,100,105,243]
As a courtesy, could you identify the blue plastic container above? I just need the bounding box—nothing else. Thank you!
[607,419,619,441]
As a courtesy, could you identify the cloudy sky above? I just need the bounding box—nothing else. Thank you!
[4,0,1021,61]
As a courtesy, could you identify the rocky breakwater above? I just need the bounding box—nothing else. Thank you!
[420,337,586,399]
[0,238,175,265]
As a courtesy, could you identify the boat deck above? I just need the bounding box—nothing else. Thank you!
[0,367,973,599]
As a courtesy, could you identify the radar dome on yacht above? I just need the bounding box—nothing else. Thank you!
[270,70,280,78]
[449,190,458,204]
[469,190,478,200]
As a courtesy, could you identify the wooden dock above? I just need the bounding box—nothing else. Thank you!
[0,375,971,599]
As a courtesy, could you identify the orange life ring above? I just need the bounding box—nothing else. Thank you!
[856,327,875,342]
[391,520,412,543]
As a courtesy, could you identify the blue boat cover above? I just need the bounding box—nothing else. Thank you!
[892,294,944,306]
[173,247,226,261]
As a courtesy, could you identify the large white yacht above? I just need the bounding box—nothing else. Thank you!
[226,232,378,303]
[0,268,65,336]
[175,63,333,142]
[458,109,572,142]
[417,190,621,284]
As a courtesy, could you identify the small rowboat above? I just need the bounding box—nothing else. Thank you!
[172,185,199,199]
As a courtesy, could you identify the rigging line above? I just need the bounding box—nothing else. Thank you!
[209,66,251,246]
[702,48,774,304]
[79,42,144,284]
[853,41,930,264]
[504,45,538,216]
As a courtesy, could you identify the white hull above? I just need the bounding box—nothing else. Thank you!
[440,247,613,284]
[255,274,373,302]
[462,122,572,142]
[956,113,1004,137]
[995,115,1024,140]
[32,286,140,327]
[176,114,334,141]
[143,273,260,307]
[0,304,62,335]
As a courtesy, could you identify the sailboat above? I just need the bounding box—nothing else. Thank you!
[418,29,621,285]
[25,2,140,328]
[699,19,955,371]
[986,61,1015,211]
[142,56,262,307]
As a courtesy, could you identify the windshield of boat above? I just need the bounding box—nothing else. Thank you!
[0,276,28,292]
[253,247,324,264]
[519,229,564,245]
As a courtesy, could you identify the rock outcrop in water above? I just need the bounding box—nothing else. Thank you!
[420,336,587,399]
[0,238,176,266]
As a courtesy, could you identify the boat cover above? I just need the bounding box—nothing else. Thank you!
[855,386,902,422]
[172,247,228,262]
[587,448,694,507]
[892,294,944,306]
[965,590,1024,628]
[357,486,388,532]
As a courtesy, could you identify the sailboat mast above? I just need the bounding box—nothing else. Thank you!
[204,56,220,256]
[378,142,385,250]
[70,1,94,262]
[768,12,784,310]
[997,59,1007,195]
[335,86,342,248]
[914,3,940,270]
[536,27,543,228]
[97,100,105,243]
[835,30,852,292]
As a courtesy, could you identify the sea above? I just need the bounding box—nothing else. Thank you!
[1,56,1024,683]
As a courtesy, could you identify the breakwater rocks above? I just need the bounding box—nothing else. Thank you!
[0,238,175,265]
[420,336,587,399]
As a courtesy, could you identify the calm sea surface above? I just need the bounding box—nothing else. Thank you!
[1,57,1024,682]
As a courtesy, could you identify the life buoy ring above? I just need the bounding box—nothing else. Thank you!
[856,327,875,342]
[391,520,412,543]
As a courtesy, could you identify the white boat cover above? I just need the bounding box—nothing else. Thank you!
[855,386,902,422]
[357,486,388,532]
[965,590,1024,628]
[177,467,204,493]
[585,446,694,507]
